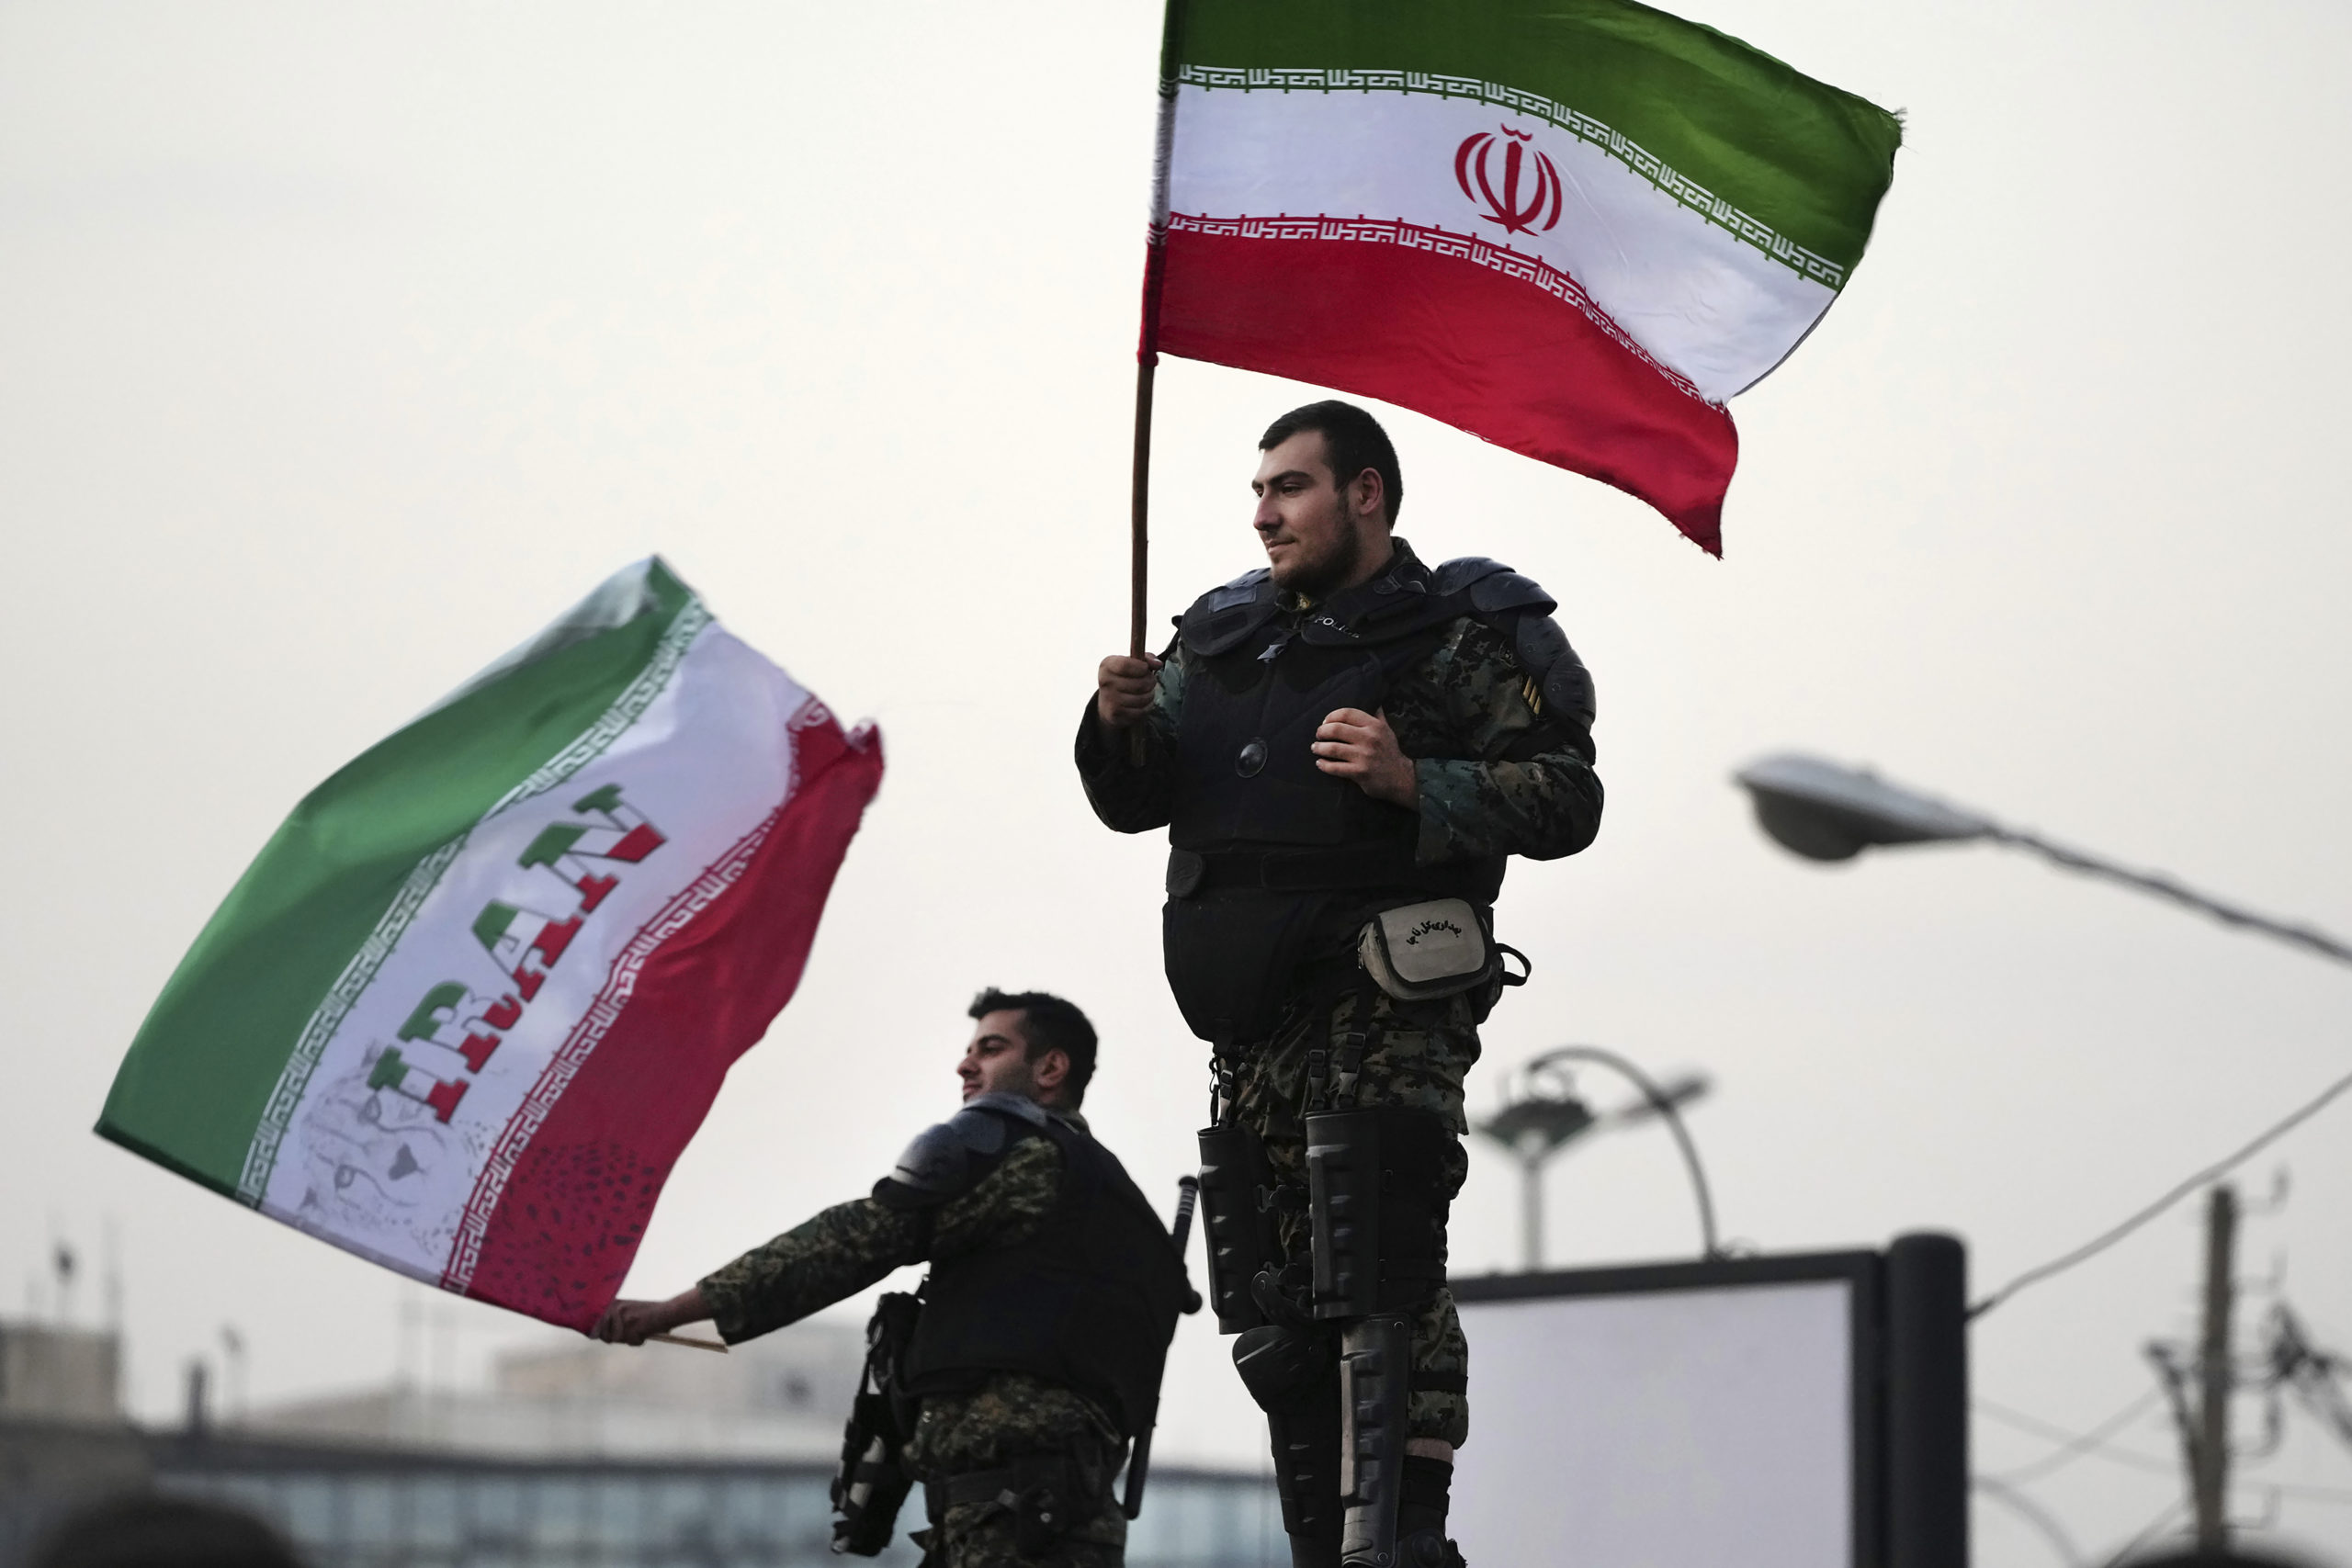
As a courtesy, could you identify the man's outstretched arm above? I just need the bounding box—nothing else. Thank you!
[591,1134,1067,1347]
[594,1196,923,1347]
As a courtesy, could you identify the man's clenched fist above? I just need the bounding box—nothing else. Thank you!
[1095,652,1164,731]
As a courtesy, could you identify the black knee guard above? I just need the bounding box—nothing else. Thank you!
[1305,1107,1453,1320]
[1235,1325,1343,1566]
[1198,1123,1281,1334]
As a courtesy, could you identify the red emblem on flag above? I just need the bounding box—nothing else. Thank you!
[1454,126,1563,237]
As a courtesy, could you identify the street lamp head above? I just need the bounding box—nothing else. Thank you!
[1610,1071,1711,1125]
[1474,1092,1598,1158]
[1734,753,1996,863]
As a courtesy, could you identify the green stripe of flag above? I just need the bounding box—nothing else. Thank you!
[96,562,696,1195]
[1174,0,1901,273]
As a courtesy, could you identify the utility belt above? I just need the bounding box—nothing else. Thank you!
[1165,845,1464,898]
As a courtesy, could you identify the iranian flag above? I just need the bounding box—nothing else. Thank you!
[97,560,884,1329]
[1143,0,1902,554]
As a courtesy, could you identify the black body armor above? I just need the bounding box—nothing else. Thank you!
[898,1113,1190,1438]
[1160,546,1589,1044]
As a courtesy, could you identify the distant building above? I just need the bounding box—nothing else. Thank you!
[0,1325,120,1427]
[241,1318,866,1461]
[0,1317,1278,1568]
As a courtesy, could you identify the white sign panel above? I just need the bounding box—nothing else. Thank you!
[1454,1278,1857,1567]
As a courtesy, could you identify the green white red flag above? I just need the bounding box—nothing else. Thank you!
[97,560,883,1329]
[1141,0,1902,554]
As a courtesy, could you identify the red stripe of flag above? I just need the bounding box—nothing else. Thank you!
[455,718,885,1329]
[1155,228,1738,555]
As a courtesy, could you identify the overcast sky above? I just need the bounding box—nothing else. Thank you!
[6,2,2352,1562]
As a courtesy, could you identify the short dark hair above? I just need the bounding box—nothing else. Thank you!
[1260,400,1403,525]
[969,988,1099,1106]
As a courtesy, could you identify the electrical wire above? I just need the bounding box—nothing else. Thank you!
[1970,1064,2352,1320]
[1978,1395,2352,1505]
[2096,1499,2185,1568]
[1979,1390,2168,1485]
[1973,1474,2084,1567]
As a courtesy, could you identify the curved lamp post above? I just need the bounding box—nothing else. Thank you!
[1473,1045,1718,1269]
[1735,753,2352,969]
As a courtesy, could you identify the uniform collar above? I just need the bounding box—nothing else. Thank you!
[1281,538,1430,626]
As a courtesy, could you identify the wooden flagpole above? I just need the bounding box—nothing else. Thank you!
[1130,357,1156,660]
[1131,0,1186,665]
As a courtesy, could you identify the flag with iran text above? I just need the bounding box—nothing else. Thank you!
[97,559,884,1328]
[1142,0,1902,554]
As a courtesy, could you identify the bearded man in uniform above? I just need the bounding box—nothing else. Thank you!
[1076,401,1603,1568]
[595,990,1188,1568]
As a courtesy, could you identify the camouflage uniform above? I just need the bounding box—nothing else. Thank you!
[699,1122,1128,1565]
[1076,539,1602,1449]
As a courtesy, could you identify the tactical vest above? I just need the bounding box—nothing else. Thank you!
[902,1117,1188,1438]
[1159,544,1588,1044]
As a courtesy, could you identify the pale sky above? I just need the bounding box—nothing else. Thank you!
[6,3,2352,1563]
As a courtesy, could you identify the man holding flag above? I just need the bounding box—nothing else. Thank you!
[1079,401,1602,1567]
[1082,0,1897,1551]
[596,990,1190,1568]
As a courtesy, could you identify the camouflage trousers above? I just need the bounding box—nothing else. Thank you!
[905,1374,1128,1568]
[909,1494,1125,1568]
[1227,985,1479,1449]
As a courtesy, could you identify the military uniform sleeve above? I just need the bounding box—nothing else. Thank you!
[1396,617,1604,865]
[697,1196,925,1345]
[924,1132,1064,1258]
[1073,639,1188,833]
[697,1133,1068,1345]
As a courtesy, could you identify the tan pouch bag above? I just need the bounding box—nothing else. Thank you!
[1356,898,1494,1001]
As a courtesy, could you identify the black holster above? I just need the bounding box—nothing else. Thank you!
[830,1292,923,1556]
[1197,1122,1280,1335]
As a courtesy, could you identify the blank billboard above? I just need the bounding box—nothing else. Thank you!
[1453,1254,1879,1568]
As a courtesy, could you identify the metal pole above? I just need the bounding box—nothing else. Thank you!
[2194,1183,2237,1552]
[1521,1153,1544,1270]
[2000,829,2352,970]
[1885,1234,1969,1568]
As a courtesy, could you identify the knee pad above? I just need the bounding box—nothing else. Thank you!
[1304,1107,1454,1319]
[1233,1324,1336,1413]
